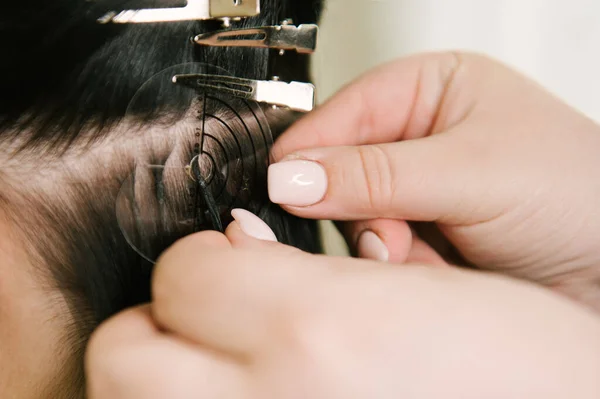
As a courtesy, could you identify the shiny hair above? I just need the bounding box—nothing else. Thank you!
[0,1,323,396]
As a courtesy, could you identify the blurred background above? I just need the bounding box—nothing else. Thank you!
[312,0,600,255]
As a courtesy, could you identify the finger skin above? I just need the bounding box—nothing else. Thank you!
[86,305,160,353]
[225,220,302,257]
[151,231,323,356]
[267,51,529,225]
[272,52,469,160]
[86,306,246,399]
[341,218,448,266]
[340,219,412,263]
[155,240,600,398]
[272,138,497,225]
[404,236,448,266]
[269,49,600,309]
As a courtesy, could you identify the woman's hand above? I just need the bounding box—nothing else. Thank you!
[269,52,600,310]
[86,224,600,399]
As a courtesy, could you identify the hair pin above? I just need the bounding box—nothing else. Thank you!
[193,23,319,53]
[172,74,315,112]
[97,0,260,24]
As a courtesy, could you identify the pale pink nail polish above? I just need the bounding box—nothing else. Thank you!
[231,209,278,242]
[357,231,389,262]
[268,160,327,207]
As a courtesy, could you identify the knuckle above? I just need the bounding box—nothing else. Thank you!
[86,320,128,383]
[86,308,160,395]
[86,317,121,363]
[159,230,228,263]
[454,50,499,68]
[152,231,229,303]
[355,87,378,144]
[356,145,395,211]
[437,50,504,88]
[441,51,463,80]
[438,50,481,70]
[86,307,146,360]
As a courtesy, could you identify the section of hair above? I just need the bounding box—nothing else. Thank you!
[0,0,323,152]
[0,0,324,396]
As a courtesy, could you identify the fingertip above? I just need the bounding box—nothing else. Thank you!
[230,209,278,243]
[357,230,390,262]
[345,219,412,264]
[225,218,266,248]
[268,160,328,208]
[371,220,413,263]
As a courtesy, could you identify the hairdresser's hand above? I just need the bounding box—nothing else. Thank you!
[86,226,600,399]
[270,52,600,310]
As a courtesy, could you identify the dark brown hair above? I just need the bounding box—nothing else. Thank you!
[0,1,323,396]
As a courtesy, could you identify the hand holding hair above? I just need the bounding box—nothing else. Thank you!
[270,52,600,311]
[86,219,600,398]
[85,53,600,398]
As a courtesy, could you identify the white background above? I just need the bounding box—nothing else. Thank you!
[312,0,600,254]
[314,0,600,121]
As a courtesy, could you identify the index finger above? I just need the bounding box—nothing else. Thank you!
[151,229,319,357]
[272,52,463,161]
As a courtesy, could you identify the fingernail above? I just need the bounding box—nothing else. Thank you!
[231,209,278,242]
[357,231,389,262]
[268,160,327,207]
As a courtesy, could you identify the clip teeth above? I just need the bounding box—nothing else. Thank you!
[173,74,315,112]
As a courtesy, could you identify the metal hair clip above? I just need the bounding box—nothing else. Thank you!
[193,23,319,54]
[172,74,315,112]
[97,0,260,24]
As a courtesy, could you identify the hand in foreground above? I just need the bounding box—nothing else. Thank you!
[269,52,600,310]
[86,215,600,399]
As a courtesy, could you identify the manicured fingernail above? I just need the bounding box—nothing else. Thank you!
[357,231,389,262]
[231,209,278,242]
[268,160,327,207]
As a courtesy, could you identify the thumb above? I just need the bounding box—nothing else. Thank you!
[267,133,499,225]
